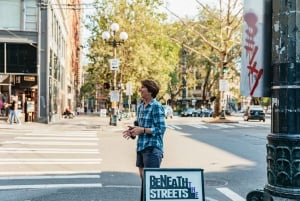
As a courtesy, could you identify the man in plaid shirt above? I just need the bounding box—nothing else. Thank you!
[123,79,166,201]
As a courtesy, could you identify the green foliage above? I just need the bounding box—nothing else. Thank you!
[84,0,178,100]
[260,97,271,107]
[82,0,244,113]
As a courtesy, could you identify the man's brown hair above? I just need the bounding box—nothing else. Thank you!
[141,79,160,98]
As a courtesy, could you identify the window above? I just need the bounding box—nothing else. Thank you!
[0,0,21,30]
[0,43,4,73]
[24,0,38,31]
[6,43,37,73]
[0,0,37,31]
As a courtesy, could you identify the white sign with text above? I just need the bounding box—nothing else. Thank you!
[143,168,205,201]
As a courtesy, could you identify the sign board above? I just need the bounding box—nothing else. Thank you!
[110,90,119,102]
[26,101,35,113]
[126,82,133,95]
[240,0,271,97]
[100,109,107,117]
[219,79,229,92]
[109,58,120,71]
[144,168,205,201]
[24,76,36,82]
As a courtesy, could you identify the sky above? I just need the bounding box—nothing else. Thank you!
[164,0,216,20]
[164,0,200,19]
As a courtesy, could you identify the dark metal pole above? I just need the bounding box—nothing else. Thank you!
[110,44,118,126]
[264,1,300,200]
[181,46,187,111]
[247,1,300,200]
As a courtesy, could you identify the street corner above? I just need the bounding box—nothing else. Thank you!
[202,117,239,123]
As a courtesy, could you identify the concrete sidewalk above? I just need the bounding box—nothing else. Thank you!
[0,114,135,130]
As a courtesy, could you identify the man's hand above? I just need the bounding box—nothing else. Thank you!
[122,126,136,140]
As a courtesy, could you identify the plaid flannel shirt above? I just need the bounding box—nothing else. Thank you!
[136,99,166,152]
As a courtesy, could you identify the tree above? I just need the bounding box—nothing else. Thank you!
[167,0,243,116]
[84,0,179,106]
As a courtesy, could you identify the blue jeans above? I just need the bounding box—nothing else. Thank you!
[10,110,20,124]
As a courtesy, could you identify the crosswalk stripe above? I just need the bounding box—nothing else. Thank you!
[166,123,270,130]
[190,124,208,129]
[0,170,102,175]
[0,158,102,165]
[205,197,219,201]
[167,125,175,130]
[0,174,101,180]
[212,124,235,128]
[15,136,99,141]
[24,132,97,137]
[231,123,251,128]
[217,187,245,201]
[0,151,98,154]
[2,141,98,146]
[0,148,98,152]
[28,132,97,137]
[0,183,103,190]
[167,125,182,130]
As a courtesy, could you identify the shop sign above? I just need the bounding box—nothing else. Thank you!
[24,76,36,82]
[26,101,35,113]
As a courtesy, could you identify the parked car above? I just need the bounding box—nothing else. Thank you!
[163,105,173,119]
[192,109,202,117]
[202,108,214,117]
[181,108,195,117]
[243,105,265,122]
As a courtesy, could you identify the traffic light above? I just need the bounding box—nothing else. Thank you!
[222,66,228,74]
[103,82,110,89]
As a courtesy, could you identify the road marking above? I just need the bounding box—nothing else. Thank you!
[0,158,102,164]
[15,136,99,141]
[28,132,97,137]
[0,174,101,180]
[0,183,103,190]
[0,148,99,154]
[232,123,252,128]
[2,141,98,146]
[213,124,235,128]
[190,124,209,129]
[0,170,102,175]
[104,185,140,188]
[166,125,175,130]
[167,125,182,130]
[217,187,245,201]
[205,197,219,201]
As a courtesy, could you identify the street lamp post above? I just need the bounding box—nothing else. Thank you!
[181,46,187,111]
[102,22,128,126]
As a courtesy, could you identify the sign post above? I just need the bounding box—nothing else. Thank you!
[126,82,133,116]
[109,58,120,71]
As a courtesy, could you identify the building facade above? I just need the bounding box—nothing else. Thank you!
[0,0,82,123]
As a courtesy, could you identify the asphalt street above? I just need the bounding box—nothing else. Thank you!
[0,113,270,201]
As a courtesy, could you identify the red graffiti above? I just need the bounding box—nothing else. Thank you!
[243,12,263,96]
